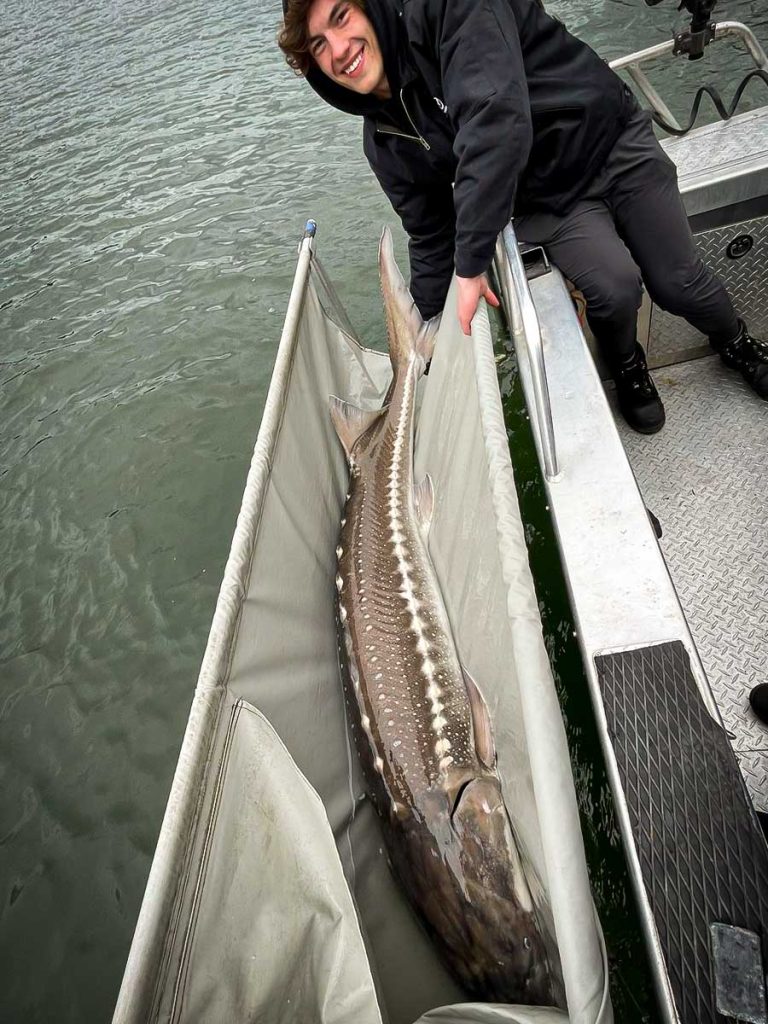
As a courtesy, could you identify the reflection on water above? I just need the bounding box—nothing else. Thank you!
[1,0,766,1020]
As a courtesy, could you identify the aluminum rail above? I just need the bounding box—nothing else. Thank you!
[494,225,559,479]
[112,220,317,1024]
[609,22,768,129]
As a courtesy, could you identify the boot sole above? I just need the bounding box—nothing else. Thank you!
[618,405,666,434]
[628,418,666,435]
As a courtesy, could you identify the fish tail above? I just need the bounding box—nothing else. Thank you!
[379,227,439,377]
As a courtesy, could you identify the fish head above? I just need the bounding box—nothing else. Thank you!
[386,775,558,1005]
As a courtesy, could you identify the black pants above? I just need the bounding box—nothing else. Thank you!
[515,108,740,365]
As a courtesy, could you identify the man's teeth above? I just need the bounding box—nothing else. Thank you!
[344,51,363,75]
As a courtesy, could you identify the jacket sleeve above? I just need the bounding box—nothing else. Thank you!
[436,0,533,278]
[371,162,456,320]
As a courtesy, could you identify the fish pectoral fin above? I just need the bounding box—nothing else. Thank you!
[413,474,434,536]
[329,397,388,460]
[461,666,497,770]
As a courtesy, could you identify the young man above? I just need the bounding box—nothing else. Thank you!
[278,0,768,432]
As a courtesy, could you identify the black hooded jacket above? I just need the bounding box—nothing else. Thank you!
[294,0,636,318]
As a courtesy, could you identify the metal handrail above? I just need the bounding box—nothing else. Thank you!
[494,225,559,480]
[609,22,768,129]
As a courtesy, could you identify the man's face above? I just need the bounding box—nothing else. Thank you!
[307,0,390,99]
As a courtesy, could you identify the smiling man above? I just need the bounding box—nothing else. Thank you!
[278,0,768,432]
[307,0,390,97]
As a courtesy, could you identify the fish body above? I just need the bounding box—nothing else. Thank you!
[331,229,557,1004]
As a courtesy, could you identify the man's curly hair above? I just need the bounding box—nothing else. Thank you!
[278,0,367,76]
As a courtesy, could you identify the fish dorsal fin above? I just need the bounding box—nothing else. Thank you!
[462,665,496,770]
[413,474,434,536]
[329,397,387,460]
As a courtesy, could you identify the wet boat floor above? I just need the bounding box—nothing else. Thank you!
[609,354,768,812]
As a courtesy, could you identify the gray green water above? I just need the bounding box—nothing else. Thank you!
[2,1,767,1020]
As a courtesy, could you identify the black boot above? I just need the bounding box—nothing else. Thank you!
[613,343,666,434]
[750,683,768,726]
[711,319,768,399]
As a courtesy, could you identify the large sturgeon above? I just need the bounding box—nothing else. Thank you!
[330,228,559,1005]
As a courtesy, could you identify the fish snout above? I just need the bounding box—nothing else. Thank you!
[385,780,557,1006]
[447,776,556,1004]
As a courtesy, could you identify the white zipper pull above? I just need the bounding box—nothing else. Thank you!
[400,87,430,150]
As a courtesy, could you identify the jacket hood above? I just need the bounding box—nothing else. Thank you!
[281,0,406,116]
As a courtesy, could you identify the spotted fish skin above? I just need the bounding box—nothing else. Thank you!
[330,228,558,1006]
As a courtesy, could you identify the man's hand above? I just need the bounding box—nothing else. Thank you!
[456,274,500,336]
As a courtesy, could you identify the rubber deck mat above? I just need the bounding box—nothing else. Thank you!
[595,640,768,1023]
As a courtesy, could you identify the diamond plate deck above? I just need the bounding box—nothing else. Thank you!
[649,215,768,366]
[613,356,768,810]
[596,641,768,1024]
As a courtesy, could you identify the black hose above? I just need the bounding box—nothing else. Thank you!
[651,68,768,136]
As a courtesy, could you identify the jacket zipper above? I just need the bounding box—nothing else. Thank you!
[376,87,431,150]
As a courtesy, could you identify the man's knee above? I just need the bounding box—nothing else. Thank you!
[579,264,643,323]
[644,259,710,315]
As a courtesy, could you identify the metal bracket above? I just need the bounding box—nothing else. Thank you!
[520,245,552,282]
[673,21,716,60]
